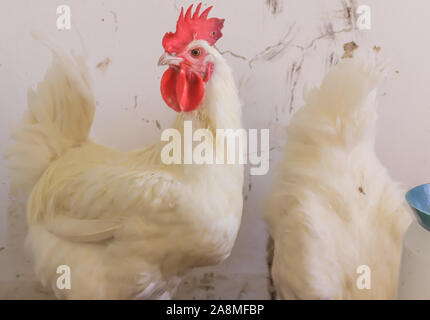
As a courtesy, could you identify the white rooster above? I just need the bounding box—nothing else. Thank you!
[5,4,244,299]
[265,58,411,299]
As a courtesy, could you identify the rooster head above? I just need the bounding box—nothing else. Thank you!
[159,3,225,112]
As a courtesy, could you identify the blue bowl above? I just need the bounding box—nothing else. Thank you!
[406,183,430,231]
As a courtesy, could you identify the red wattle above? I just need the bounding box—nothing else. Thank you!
[160,67,181,112]
[160,64,205,112]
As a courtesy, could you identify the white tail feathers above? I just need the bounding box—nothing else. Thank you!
[289,59,382,148]
[4,50,95,198]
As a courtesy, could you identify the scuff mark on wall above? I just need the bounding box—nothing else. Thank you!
[296,24,353,52]
[109,11,119,32]
[285,57,303,113]
[269,105,280,127]
[178,271,231,299]
[124,96,163,130]
[236,282,249,299]
[216,46,248,62]
[133,95,138,109]
[323,22,337,42]
[139,117,162,130]
[338,0,358,28]
[198,272,216,291]
[249,23,296,68]
[341,41,358,59]
[96,57,111,73]
[327,52,338,67]
[266,0,284,15]
[218,1,355,71]
[216,23,297,68]
[266,236,276,300]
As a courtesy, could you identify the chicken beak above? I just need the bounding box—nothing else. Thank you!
[158,53,183,67]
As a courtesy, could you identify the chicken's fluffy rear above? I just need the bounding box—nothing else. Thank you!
[265,59,411,299]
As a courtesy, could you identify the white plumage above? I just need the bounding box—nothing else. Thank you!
[265,59,411,299]
[5,41,244,299]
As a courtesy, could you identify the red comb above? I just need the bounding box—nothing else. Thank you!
[162,3,225,54]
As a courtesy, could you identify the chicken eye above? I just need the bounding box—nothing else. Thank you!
[191,48,201,57]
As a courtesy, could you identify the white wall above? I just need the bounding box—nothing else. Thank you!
[1,0,429,299]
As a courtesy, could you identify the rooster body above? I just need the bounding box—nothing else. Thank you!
[6,37,243,299]
[265,60,411,299]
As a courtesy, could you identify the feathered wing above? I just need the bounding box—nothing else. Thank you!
[26,157,185,299]
[265,59,410,299]
[4,49,95,198]
[28,153,182,243]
